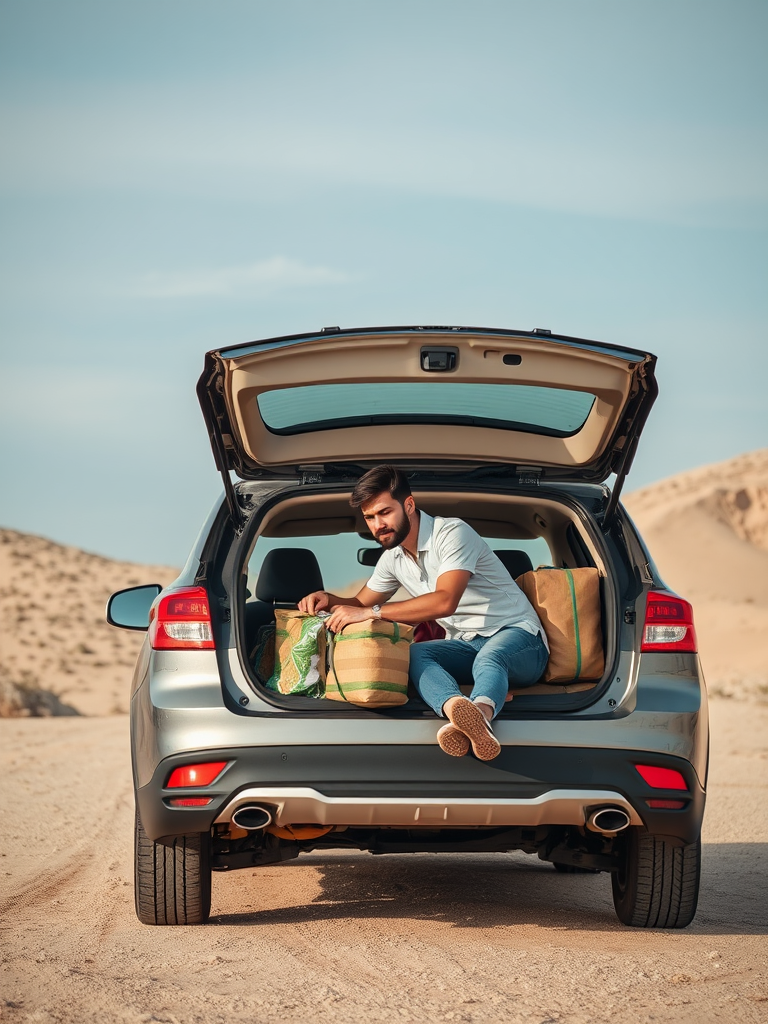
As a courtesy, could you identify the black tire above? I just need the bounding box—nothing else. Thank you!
[611,827,700,928]
[134,807,211,925]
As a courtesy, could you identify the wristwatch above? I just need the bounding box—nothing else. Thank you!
[371,604,382,619]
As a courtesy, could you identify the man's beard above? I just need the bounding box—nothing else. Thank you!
[374,506,410,550]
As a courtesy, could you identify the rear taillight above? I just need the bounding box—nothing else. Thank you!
[149,586,215,650]
[166,761,228,788]
[640,590,697,653]
[635,764,688,790]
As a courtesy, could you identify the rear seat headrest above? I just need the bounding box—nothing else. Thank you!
[494,549,534,580]
[255,548,324,604]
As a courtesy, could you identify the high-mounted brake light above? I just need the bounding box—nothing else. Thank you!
[635,764,688,790]
[149,586,215,650]
[166,761,228,788]
[640,590,697,653]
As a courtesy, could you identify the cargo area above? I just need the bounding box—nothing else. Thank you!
[234,483,623,713]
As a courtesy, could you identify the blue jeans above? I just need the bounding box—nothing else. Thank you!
[408,627,549,720]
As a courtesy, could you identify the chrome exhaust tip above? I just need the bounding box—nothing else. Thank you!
[586,807,631,834]
[231,804,273,831]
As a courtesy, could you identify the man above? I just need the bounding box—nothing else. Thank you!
[299,465,549,761]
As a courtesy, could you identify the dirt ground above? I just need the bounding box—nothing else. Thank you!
[1,696,766,1024]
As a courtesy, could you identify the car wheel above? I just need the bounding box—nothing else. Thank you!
[134,807,212,925]
[611,827,700,928]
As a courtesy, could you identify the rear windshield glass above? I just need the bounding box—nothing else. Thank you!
[257,383,596,437]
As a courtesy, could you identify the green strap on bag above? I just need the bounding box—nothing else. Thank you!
[564,568,582,680]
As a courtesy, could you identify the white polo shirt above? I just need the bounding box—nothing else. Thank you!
[366,512,548,646]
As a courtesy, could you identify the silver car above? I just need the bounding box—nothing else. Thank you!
[108,325,707,928]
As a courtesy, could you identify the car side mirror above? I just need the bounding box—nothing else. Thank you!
[357,547,382,566]
[106,584,162,630]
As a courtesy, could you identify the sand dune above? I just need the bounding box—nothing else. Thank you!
[625,448,768,553]
[624,448,768,699]
[0,528,178,716]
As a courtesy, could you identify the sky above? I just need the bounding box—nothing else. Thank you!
[0,0,766,569]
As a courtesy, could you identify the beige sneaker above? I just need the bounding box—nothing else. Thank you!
[445,697,501,761]
[436,722,470,757]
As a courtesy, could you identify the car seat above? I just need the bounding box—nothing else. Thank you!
[244,548,324,643]
[493,549,534,581]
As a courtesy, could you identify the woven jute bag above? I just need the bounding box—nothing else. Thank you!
[325,619,413,706]
[516,567,605,683]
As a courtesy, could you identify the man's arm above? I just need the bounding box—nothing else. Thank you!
[298,584,397,616]
[325,571,471,632]
[298,590,360,615]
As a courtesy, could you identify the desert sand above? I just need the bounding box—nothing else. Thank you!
[1,450,766,1022]
[0,528,178,717]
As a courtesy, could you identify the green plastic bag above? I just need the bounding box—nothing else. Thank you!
[265,609,327,698]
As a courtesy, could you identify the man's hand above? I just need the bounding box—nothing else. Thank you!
[298,590,330,615]
[325,603,376,633]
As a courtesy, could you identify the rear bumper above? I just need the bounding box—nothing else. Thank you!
[137,743,705,846]
[213,785,643,829]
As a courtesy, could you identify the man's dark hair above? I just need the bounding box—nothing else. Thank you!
[350,465,412,509]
